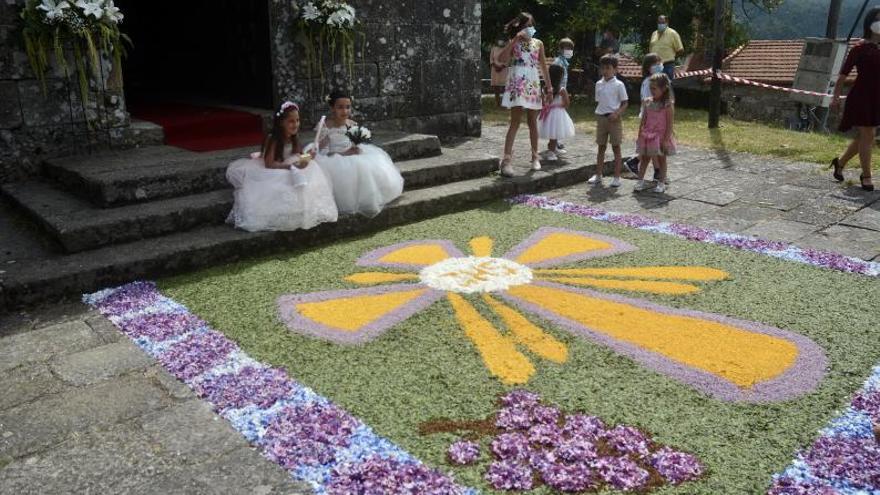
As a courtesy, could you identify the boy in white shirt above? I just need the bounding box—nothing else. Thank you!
[589,54,629,187]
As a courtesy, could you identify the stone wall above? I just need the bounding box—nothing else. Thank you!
[0,0,131,183]
[724,84,848,131]
[269,0,482,138]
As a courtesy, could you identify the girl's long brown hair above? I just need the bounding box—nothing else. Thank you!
[649,73,673,105]
[263,104,300,162]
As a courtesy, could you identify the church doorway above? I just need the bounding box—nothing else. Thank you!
[118,0,274,109]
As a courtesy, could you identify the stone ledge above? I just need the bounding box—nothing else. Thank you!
[1,159,596,309]
[2,147,494,253]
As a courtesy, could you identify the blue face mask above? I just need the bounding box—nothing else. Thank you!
[658,23,668,32]
[524,26,537,38]
[651,64,664,74]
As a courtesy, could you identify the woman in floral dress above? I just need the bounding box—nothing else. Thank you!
[497,12,553,176]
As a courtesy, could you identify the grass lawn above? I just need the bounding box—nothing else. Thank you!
[481,97,879,172]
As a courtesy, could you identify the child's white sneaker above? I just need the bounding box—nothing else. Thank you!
[556,148,567,155]
[610,176,621,187]
[633,179,652,191]
[652,182,667,193]
[587,174,603,185]
[544,151,558,161]
[531,158,542,171]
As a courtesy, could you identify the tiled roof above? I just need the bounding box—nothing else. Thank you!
[616,53,643,80]
[720,39,859,85]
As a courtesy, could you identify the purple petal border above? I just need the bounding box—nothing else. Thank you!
[501,226,638,268]
[355,240,465,270]
[277,283,445,345]
[82,282,474,495]
[768,365,880,494]
[499,281,827,403]
[509,195,880,277]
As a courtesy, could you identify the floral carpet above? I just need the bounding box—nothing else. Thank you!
[85,199,880,494]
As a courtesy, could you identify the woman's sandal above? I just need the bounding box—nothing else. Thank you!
[860,174,875,192]
[829,157,844,182]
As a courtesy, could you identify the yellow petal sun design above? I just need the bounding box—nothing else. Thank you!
[277,227,826,402]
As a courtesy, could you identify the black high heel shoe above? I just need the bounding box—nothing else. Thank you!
[860,174,875,192]
[829,158,844,182]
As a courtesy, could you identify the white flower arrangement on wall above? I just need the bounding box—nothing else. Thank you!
[20,0,130,116]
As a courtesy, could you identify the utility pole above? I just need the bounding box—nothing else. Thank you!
[708,0,726,128]
[826,0,843,39]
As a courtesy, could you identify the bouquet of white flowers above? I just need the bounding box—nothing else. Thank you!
[345,125,372,146]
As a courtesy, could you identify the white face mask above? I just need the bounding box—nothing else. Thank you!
[658,23,668,32]
[872,21,880,35]
[651,64,663,74]
[563,49,573,59]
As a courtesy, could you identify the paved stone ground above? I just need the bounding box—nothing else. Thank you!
[1,123,878,493]
[472,123,880,261]
[0,304,310,494]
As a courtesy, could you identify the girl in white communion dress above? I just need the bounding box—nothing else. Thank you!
[313,90,404,217]
[226,102,338,232]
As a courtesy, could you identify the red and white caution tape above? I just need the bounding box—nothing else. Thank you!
[672,68,845,99]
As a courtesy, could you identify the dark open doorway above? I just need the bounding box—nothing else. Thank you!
[117,0,274,109]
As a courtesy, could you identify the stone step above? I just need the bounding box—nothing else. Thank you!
[0,159,596,309]
[3,149,498,253]
[43,132,442,207]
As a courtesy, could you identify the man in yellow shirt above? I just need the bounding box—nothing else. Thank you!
[649,15,684,80]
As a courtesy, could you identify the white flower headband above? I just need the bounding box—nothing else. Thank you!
[276,101,299,116]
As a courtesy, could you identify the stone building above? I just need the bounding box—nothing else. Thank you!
[0,0,482,183]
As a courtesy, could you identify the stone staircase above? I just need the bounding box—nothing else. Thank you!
[0,131,596,308]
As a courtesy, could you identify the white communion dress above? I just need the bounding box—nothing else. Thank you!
[538,94,576,140]
[313,125,404,217]
[226,143,338,232]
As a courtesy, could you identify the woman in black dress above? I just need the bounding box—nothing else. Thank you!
[831,6,880,191]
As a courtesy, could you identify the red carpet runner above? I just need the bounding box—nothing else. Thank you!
[129,102,265,152]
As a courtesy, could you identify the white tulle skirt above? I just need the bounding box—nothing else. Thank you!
[226,157,338,232]
[314,144,404,217]
[539,108,576,140]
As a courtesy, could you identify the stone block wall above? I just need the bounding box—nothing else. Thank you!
[269,0,482,138]
[724,85,847,131]
[0,0,131,183]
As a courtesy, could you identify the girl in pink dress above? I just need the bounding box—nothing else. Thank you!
[634,73,676,194]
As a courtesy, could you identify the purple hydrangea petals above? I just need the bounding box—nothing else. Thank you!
[562,414,606,441]
[803,436,880,489]
[93,281,159,313]
[650,447,704,484]
[605,425,651,457]
[121,311,206,342]
[158,330,236,381]
[485,459,534,491]
[262,402,360,468]
[194,366,296,411]
[667,223,714,242]
[500,390,541,409]
[609,213,661,228]
[327,455,467,495]
[852,389,880,423]
[540,461,598,492]
[527,423,562,447]
[766,476,839,495]
[527,449,558,472]
[556,438,598,464]
[491,432,531,461]
[531,405,561,426]
[594,456,650,491]
[496,406,533,431]
[448,441,481,465]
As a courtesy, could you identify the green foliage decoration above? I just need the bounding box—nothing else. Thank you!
[19,0,130,118]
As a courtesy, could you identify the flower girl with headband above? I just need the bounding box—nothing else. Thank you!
[313,90,404,217]
[538,64,575,161]
[226,101,338,232]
